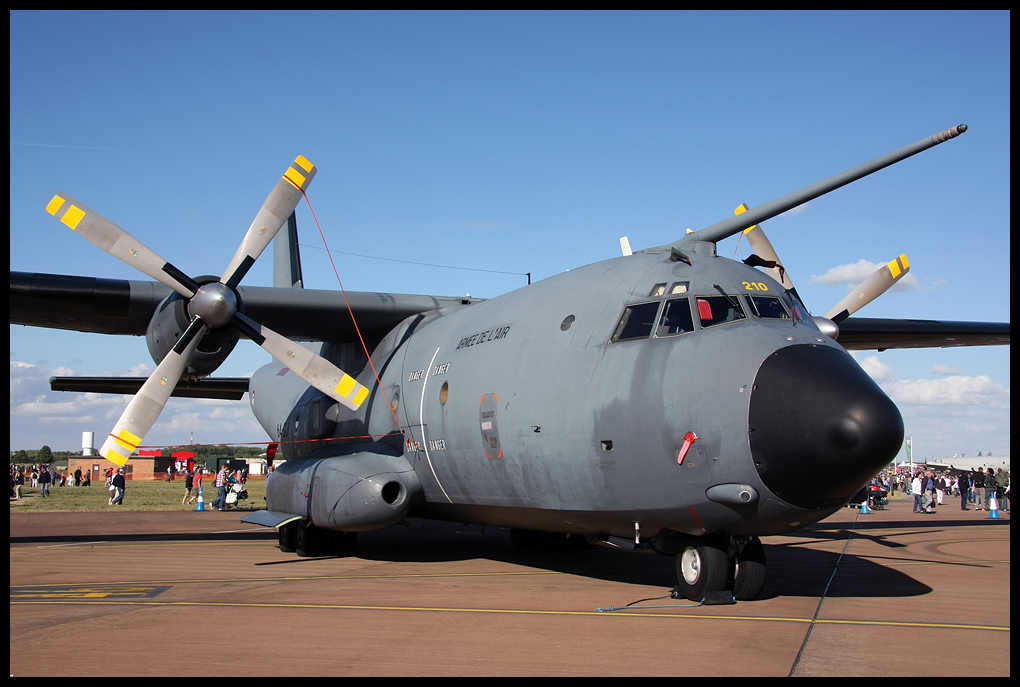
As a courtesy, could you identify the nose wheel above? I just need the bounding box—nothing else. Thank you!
[731,535,767,601]
[676,537,728,600]
[674,534,767,601]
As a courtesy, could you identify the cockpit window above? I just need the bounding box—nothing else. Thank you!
[747,295,791,320]
[655,297,695,337]
[781,292,808,323]
[669,281,689,294]
[696,295,747,328]
[649,283,667,297]
[611,301,661,342]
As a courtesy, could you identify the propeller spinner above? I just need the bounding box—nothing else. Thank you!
[47,156,370,465]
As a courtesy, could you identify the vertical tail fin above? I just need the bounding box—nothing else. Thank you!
[273,211,304,289]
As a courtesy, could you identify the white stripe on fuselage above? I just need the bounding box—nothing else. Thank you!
[420,346,451,502]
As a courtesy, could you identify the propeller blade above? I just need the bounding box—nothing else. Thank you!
[824,254,910,323]
[231,312,369,411]
[735,203,797,293]
[46,193,198,297]
[221,156,317,289]
[99,319,208,465]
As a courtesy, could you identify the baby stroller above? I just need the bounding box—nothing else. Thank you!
[225,483,255,510]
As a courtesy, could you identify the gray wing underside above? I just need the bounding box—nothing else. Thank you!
[10,271,477,342]
[834,318,1009,350]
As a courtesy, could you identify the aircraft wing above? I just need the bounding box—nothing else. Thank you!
[10,271,478,343]
[835,317,1010,350]
[11,272,1008,353]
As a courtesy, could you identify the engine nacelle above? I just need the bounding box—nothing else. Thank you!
[145,276,240,377]
[267,452,422,531]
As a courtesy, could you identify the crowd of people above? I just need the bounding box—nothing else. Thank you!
[879,467,1011,514]
[10,463,92,499]
[10,462,254,509]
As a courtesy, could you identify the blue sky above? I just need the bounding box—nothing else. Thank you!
[10,11,1010,459]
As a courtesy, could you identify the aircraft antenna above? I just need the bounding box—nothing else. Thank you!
[677,124,968,250]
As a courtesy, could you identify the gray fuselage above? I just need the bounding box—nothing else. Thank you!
[252,250,902,542]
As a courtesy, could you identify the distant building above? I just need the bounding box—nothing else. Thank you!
[68,455,176,481]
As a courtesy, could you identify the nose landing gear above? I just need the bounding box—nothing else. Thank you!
[731,535,767,601]
[676,538,728,600]
[674,534,767,602]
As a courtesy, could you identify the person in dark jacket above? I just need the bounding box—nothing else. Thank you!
[973,469,986,510]
[182,467,196,505]
[110,469,126,506]
[39,466,52,498]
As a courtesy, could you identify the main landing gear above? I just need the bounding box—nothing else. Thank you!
[674,534,767,602]
[278,521,357,558]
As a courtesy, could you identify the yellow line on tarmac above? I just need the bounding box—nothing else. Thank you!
[8,599,1009,632]
[10,569,566,589]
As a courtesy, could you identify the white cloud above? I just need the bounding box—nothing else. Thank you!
[849,355,1010,458]
[810,259,919,291]
[108,362,156,377]
[882,375,1010,409]
[859,355,894,381]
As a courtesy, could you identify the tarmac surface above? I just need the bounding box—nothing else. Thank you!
[10,497,1010,676]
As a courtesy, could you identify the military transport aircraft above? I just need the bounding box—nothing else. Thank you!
[10,124,1009,602]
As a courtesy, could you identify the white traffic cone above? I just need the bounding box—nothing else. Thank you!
[195,485,205,511]
[988,493,1000,519]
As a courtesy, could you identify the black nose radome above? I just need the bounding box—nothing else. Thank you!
[749,345,903,510]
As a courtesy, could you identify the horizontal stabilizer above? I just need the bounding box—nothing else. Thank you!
[49,376,250,400]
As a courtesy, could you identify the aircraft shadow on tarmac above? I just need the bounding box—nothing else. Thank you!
[250,519,936,600]
[18,515,993,600]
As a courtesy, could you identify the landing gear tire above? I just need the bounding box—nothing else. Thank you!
[295,523,325,557]
[292,525,357,558]
[676,538,728,601]
[732,536,767,601]
[278,521,297,553]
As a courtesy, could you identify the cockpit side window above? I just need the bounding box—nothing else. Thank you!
[781,292,808,323]
[611,301,661,342]
[748,295,791,320]
[696,295,747,328]
[655,297,695,337]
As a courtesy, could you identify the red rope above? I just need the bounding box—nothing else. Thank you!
[302,193,405,438]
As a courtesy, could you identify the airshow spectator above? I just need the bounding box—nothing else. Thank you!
[973,469,986,510]
[210,464,229,511]
[110,469,126,506]
[183,467,197,506]
[39,466,52,498]
[984,468,997,510]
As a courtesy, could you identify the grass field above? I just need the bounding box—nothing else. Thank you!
[9,478,267,513]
